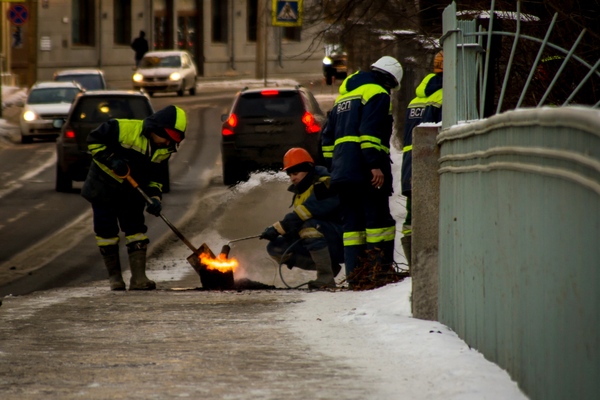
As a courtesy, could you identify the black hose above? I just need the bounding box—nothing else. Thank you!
[277,238,310,289]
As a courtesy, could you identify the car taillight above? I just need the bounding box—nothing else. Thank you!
[261,90,279,96]
[222,113,237,136]
[65,129,76,139]
[302,111,320,134]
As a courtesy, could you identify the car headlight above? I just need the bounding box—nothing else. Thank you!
[323,57,332,66]
[133,73,143,82]
[23,110,37,121]
[169,72,181,81]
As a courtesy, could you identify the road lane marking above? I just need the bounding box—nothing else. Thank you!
[7,211,27,223]
[0,209,93,283]
[0,151,56,199]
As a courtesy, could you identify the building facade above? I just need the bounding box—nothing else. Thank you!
[3,0,325,89]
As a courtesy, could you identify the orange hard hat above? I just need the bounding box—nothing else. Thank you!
[283,147,314,171]
[433,51,443,73]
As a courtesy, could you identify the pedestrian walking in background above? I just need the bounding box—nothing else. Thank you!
[131,30,149,68]
[260,148,344,290]
[321,56,403,286]
[81,105,187,291]
[400,50,444,269]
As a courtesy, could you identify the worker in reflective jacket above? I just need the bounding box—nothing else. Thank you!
[260,148,344,290]
[81,105,187,291]
[321,56,403,285]
[400,50,444,269]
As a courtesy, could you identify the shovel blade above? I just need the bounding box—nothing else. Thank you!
[186,243,235,290]
[186,243,214,275]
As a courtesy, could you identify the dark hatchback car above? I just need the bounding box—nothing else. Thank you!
[54,90,168,193]
[220,86,326,185]
[53,69,108,91]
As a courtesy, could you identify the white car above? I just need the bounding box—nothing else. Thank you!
[20,81,84,144]
[132,50,197,97]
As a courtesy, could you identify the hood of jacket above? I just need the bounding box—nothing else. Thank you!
[416,72,443,99]
[339,70,383,96]
[142,105,187,141]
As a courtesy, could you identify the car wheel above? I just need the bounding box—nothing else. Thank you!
[21,135,33,144]
[55,163,73,192]
[222,158,245,186]
[177,84,185,97]
[148,92,154,97]
[325,72,333,86]
[189,79,196,96]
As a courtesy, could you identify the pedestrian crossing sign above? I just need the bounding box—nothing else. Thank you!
[272,0,302,27]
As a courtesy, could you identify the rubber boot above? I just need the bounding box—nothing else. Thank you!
[127,242,156,290]
[307,247,336,290]
[295,254,316,271]
[401,235,411,272]
[100,245,126,291]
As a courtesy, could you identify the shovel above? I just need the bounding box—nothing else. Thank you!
[124,174,218,280]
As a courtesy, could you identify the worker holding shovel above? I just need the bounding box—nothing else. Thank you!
[81,105,187,291]
[260,148,344,290]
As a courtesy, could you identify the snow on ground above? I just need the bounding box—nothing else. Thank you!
[1,85,26,109]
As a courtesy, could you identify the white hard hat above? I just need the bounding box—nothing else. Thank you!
[371,56,403,88]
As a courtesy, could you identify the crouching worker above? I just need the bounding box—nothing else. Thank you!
[81,105,187,291]
[260,148,344,290]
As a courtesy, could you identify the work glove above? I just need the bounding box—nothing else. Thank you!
[108,157,129,177]
[146,197,162,216]
[260,226,279,241]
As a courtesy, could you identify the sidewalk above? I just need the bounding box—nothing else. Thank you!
[1,281,369,400]
[0,272,526,400]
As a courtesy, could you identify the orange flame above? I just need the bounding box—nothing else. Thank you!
[199,252,238,272]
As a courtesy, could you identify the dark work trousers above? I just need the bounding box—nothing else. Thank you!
[266,219,343,270]
[91,192,148,248]
[336,183,396,279]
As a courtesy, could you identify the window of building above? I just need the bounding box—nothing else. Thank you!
[212,0,228,43]
[72,0,95,45]
[114,0,132,45]
[178,12,197,56]
[247,0,258,42]
[283,27,301,42]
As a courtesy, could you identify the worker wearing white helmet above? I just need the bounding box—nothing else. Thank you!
[370,56,404,90]
[321,55,403,287]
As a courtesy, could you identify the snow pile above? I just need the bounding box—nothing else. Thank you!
[2,85,26,109]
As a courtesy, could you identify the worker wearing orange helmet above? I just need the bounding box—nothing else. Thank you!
[260,148,344,290]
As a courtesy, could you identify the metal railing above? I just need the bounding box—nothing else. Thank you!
[440,0,600,128]
[426,2,600,399]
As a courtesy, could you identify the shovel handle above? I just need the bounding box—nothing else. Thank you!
[126,174,200,255]
[125,175,153,203]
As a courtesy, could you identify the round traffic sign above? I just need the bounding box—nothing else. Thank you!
[8,4,29,26]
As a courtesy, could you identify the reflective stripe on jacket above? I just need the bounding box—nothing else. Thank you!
[401,73,443,195]
[321,71,394,194]
[82,118,176,204]
[276,166,342,235]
